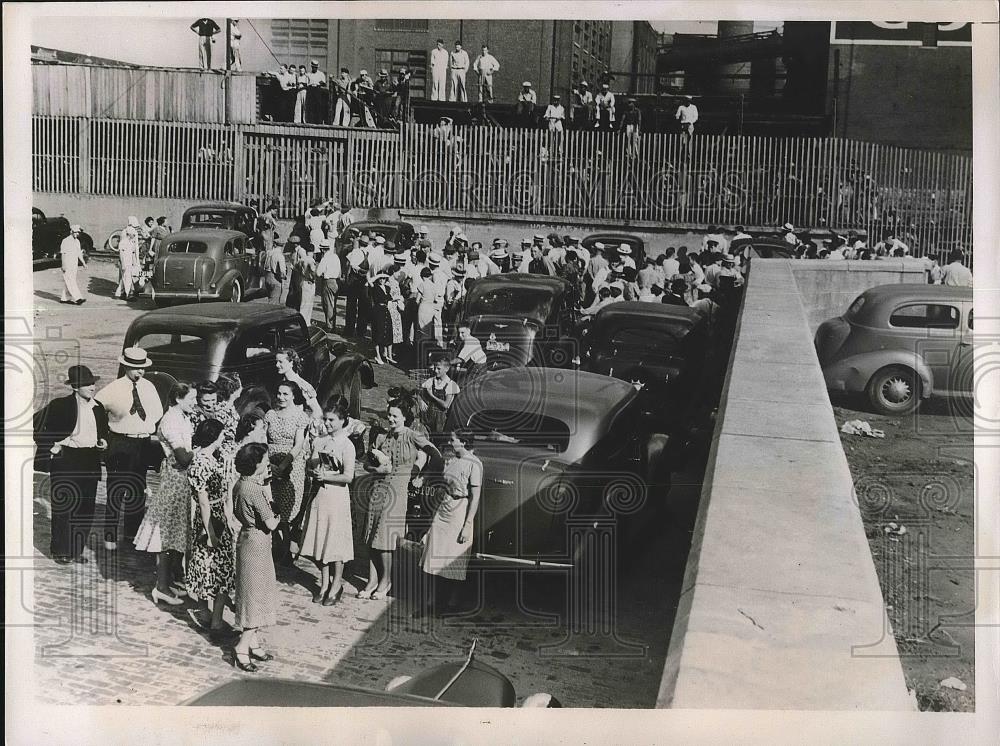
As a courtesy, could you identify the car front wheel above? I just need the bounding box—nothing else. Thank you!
[866,365,922,415]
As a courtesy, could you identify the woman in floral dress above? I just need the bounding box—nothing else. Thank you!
[265,380,312,563]
[190,380,238,444]
[186,418,238,640]
[133,382,197,605]
[359,398,440,600]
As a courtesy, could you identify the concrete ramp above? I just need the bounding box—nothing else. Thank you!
[657,259,914,710]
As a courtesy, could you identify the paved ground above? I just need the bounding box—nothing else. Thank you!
[25,258,701,707]
[834,394,975,712]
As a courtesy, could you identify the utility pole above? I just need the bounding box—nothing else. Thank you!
[224,18,232,125]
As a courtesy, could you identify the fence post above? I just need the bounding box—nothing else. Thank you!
[78,117,91,194]
[233,124,246,202]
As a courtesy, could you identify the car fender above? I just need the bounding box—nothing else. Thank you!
[824,350,934,398]
[316,350,376,416]
[212,267,243,293]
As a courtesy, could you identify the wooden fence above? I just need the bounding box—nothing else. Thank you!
[32,115,973,255]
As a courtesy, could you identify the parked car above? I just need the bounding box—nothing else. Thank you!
[32,207,93,260]
[148,229,263,306]
[121,304,374,418]
[180,201,259,240]
[581,301,709,399]
[335,220,415,256]
[580,232,646,266]
[437,368,674,569]
[744,237,796,259]
[184,641,559,707]
[458,273,580,370]
[815,284,974,414]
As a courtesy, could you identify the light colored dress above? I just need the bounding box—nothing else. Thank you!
[234,475,277,629]
[422,452,482,580]
[299,432,355,563]
[133,406,193,554]
[265,406,311,520]
[364,427,433,551]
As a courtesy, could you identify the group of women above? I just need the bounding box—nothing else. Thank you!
[130,348,483,671]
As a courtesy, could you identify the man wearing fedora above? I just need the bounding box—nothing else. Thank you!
[34,366,109,563]
[59,224,88,305]
[95,347,164,550]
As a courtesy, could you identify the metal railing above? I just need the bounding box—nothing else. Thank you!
[32,115,972,256]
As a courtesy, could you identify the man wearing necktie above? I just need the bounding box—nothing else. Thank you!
[95,347,164,549]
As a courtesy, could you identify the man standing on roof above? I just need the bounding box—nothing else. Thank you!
[430,39,450,101]
[473,44,500,104]
[675,95,698,146]
[305,59,328,124]
[190,18,221,71]
[595,83,616,131]
[515,81,537,127]
[449,41,470,103]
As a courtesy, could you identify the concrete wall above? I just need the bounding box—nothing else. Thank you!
[790,260,929,333]
[657,259,914,710]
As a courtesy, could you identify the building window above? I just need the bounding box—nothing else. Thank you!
[271,19,329,68]
[374,49,428,99]
[374,20,430,32]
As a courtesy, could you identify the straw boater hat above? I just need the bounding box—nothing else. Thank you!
[70,224,82,232]
[318,239,330,249]
[594,241,605,251]
[418,225,430,235]
[522,81,532,87]
[119,347,152,368]
[532,234,544,243]
[127,216,139,228]
[618,244,632,255]
[394,253,408,265]
[65,365,99,387]
[782,223,795,232]
[375,235,386,245]
[372,273,389,283]
[489,247,507,260]
[428,253,443,266]
[452,265,466,277]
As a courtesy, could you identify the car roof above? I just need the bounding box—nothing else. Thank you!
[861,283,973,304]
[594,301,699,325]
[582,232,645,246]
[128,303,302,336]
[348,220,413,231]
[164,228,246,243]
[183,202,254,212]
[468,272,569,295]
[183,678,454,707]
[454,367,637,448]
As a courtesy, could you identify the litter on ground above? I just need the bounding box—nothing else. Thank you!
[841,419,886,438]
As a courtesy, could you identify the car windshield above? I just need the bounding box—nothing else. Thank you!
[463,409,570,453]
[167,241,209,254]
[185,212,232,228]
[135,331,209,357]
[465,285,555,321]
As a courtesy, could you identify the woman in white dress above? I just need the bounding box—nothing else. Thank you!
[299,399,356,606]
[412,428,482,617]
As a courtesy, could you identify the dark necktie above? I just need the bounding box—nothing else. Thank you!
[130,382,147,420]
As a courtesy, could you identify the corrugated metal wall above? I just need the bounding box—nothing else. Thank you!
[32,63,257,124]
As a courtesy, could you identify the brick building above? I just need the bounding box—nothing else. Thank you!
[244,18,653,104]
[609,21,659,94]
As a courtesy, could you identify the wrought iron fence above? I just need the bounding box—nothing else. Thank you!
[32,115,972,257]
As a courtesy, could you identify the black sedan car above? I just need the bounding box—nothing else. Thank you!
[582,301,708,394]
[441,367,674,570]
[32,207,94,260]
[458,273,580,370]
[121,304,374,417]
[335,220,416,256]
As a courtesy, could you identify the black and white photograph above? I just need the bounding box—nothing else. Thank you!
[4,1,999,743]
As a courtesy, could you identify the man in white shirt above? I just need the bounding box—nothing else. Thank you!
[95,348,164,548]
[781,223,799,246]
[344,238,371,337]
[473,44,500,103]
[544,95,566,132]
[448,41,470,103]
[452,324,488,376]
[595,83,615,131]
[429,252,451,291]
[430,39,450,101]
[941,249,973,287]
[59,224,87,304]
[516,81,538,125]
[703,228,729,254]
[675,95,698,144]
[617,244,636,270]
[305,60,327,124]
[316,239,342,332]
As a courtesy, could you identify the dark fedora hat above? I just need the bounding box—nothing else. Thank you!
[65,365,100,387]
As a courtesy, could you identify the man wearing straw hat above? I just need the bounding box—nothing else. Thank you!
[115,216,142,301]
[95,347,164,550]
[515,81,537,126]
[316,238,342,332]
[59,224,88,305]
[33,365,109,563]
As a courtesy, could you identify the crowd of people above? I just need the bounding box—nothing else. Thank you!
[34,341,485,670]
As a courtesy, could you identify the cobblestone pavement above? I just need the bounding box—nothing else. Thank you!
[22,260,698,707]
